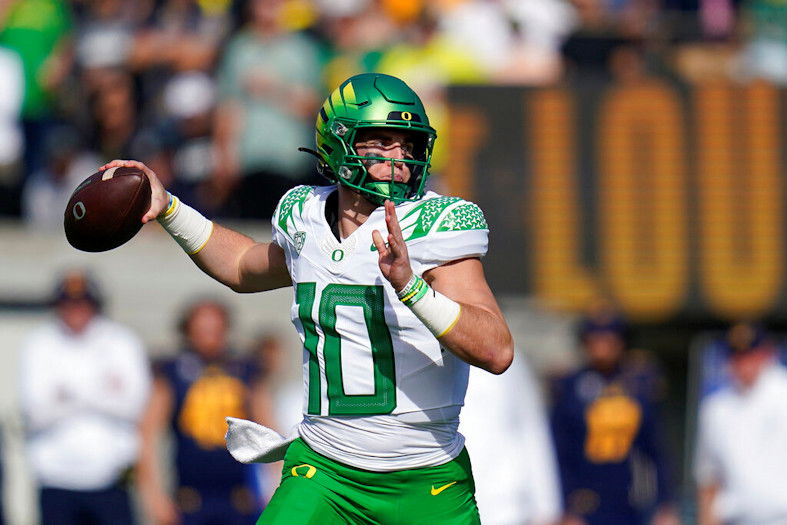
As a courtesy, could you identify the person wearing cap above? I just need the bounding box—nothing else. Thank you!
[17,270,151,524]
[694,321,787,525]
[136,298,271,525]
[550,307,678,525]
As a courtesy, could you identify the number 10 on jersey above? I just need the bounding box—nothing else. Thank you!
[296,283,397,416]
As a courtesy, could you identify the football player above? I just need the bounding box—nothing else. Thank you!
[102,73,513,524]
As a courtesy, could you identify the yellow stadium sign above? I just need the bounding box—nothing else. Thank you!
[446,81,784,322]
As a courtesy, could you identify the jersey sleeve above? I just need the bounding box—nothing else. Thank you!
[400,197,489,273]
[271,185,315,250]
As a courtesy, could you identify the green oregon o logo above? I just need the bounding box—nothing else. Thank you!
[401,111,412,121]
[331,249,344,262]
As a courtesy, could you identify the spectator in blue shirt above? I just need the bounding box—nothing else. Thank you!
[550,306,679,525]
[136,298,273,525]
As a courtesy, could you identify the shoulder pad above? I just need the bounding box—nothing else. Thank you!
[400,196,487,242]
[275,186,315,240]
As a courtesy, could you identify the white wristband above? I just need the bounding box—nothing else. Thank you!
[157,194,214,254]
[408,285,462,338]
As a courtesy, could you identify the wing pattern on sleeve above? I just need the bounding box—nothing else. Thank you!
[274,185,314,243]
[436,203,488,232]
[399,197,488,243]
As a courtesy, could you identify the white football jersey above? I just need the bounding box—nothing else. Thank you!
[271,185,489,470]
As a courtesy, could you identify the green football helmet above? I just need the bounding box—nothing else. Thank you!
[305,73,437,206]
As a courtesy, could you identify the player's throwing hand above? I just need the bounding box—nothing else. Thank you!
[100,159,169,223]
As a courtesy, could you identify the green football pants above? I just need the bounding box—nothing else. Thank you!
[258,438,481,525]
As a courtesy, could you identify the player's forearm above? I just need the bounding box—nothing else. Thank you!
[438,302,513,374]
[397,259,513,374]
[190,224,290,293]
[155,192,288,292]
[188,224,256,289]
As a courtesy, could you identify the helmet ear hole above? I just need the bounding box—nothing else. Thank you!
[332,122,348,137]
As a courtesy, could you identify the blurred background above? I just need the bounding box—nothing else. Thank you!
[0,0,785,523]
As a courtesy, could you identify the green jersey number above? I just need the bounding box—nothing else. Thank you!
[296,283,397,416]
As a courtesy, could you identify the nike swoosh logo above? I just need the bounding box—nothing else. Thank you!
[430,481,457,496]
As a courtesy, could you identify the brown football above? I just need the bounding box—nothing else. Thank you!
[64,166,151,252]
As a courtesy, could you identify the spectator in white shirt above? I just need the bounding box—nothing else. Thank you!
[460,352,562,525]
[18,270,151,525]
[694,321,787,525]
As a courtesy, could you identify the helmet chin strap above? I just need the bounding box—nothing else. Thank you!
[363,180,409,205]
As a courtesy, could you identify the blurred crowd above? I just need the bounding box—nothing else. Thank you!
[16,270,298,525]
[0,0,784,223]
[12,268,787,524]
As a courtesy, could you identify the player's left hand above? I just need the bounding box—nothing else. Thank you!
[372,200,413,293]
